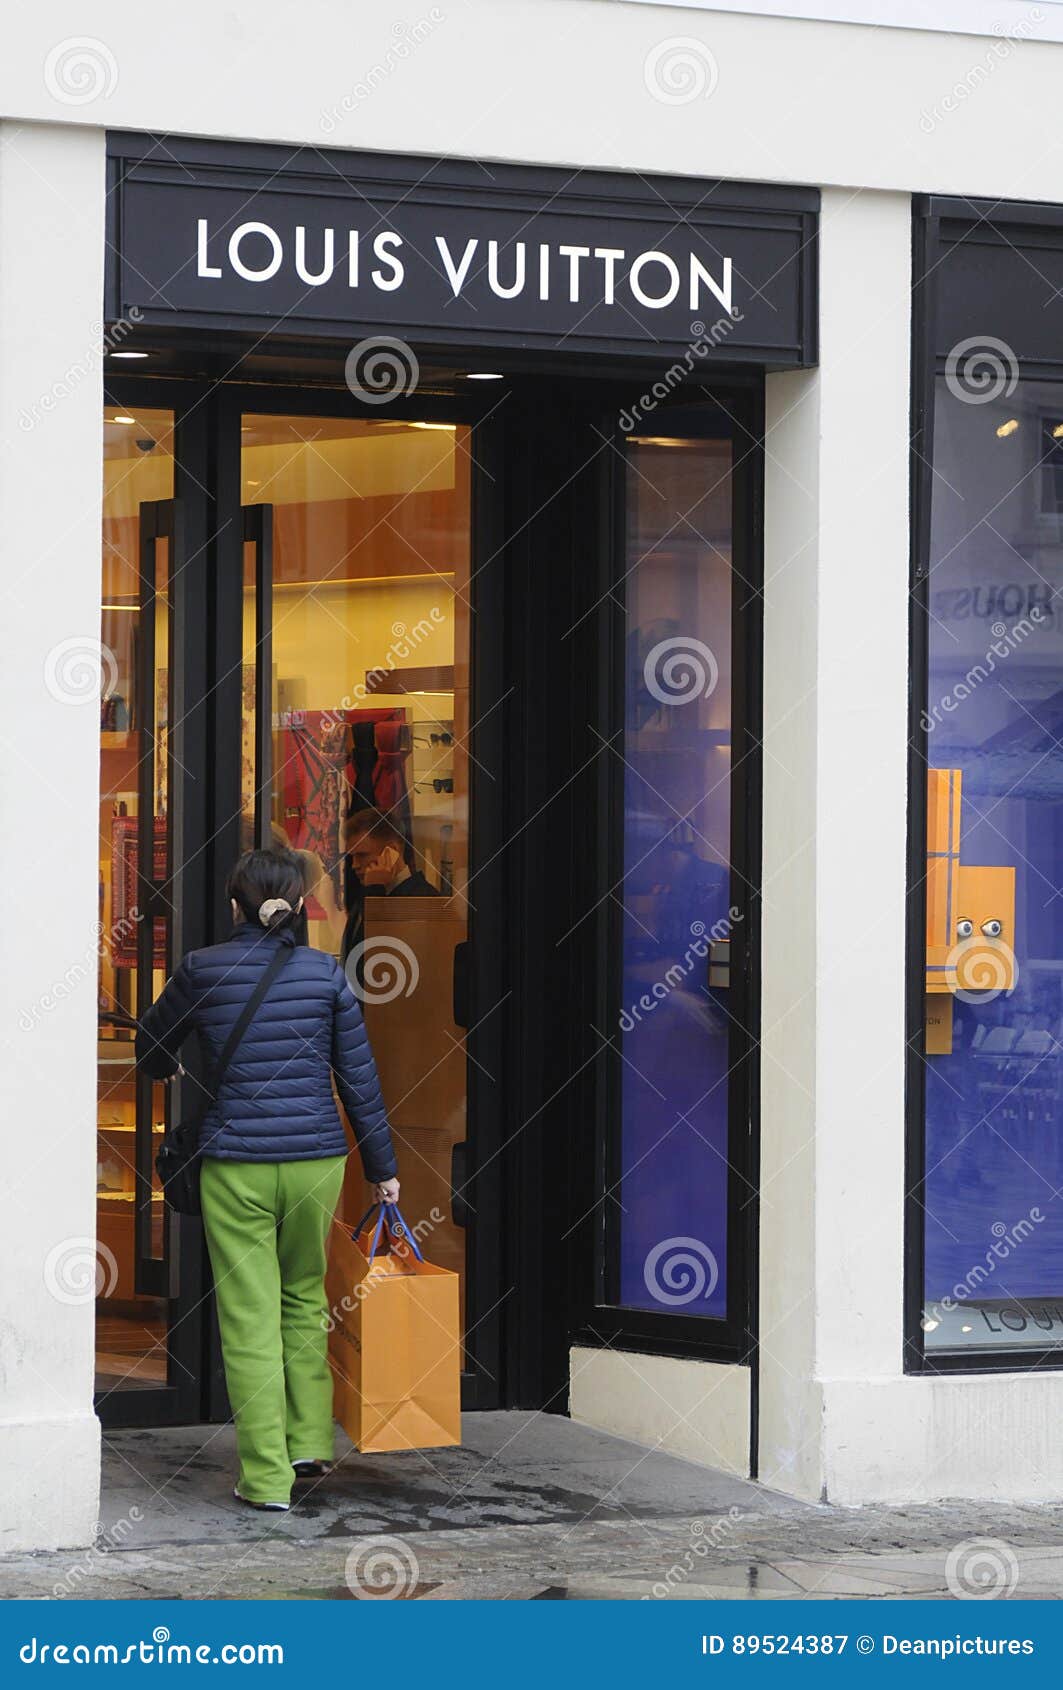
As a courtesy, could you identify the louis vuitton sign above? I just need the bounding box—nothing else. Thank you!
[106,135,818,366]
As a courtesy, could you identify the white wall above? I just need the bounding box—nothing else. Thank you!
[0,122,106,1550]
[570,1348,750,1477]
[1,3,1062,201]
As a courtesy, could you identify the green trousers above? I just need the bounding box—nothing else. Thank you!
[200,1155,346,1504]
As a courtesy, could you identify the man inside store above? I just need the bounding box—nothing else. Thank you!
[340,807,442,968]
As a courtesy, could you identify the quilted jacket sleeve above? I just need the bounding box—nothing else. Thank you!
[135,956,200,1080]
[330,962,398,1183]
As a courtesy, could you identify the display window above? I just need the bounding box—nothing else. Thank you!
[917,373,1063,1357]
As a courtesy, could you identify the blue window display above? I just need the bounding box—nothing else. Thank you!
[616,434,735,1319]
[923,377,1063,1352]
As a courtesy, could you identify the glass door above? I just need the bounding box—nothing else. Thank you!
[238,410,475,1362]
[585,403,760,1358]
[96,405,203,1421]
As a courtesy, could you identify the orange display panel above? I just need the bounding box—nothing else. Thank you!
[925,768,1016,1053]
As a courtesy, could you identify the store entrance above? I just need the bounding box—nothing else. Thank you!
[95,386,500,1426]
[94,369,762,1430]
[236,407,474,1344]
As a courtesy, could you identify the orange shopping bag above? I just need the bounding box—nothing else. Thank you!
[325,1202,461,1453]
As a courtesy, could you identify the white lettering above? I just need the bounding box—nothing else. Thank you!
[436,235,479,297]
[630,251,680,309]
[228,221,283,282]
[295,225,335,286]
[197,218,221,279]
[558,244,590,302]
[487,239,526,299]
[371,231,405,291]
[690,253,733,314]
[594,247,625,304]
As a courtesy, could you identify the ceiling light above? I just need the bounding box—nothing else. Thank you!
[1053,422,1063,439]
[112,415,136,425]
[996,419,1019,438]
[108,350,150,360]
[465,372,503,381]
[410,422,456,431]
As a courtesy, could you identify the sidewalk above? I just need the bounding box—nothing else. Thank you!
[4,1414,1063,1600]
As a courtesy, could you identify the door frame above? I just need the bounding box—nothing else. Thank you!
[96,388,217,1429]
[565,380,765,1371]
[101,376,509,1417]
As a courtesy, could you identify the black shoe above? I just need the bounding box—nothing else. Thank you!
[291,1459,329,1481]
[233,1487,290,1512]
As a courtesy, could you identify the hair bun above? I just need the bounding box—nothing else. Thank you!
[258,897,292,927]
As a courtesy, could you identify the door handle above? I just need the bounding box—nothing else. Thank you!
[708,938,731,990]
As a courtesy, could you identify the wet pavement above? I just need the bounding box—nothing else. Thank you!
[4,1413,1063,1600]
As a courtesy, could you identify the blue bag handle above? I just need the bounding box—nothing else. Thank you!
[383,1202,424,1261]
[352,1202,424,1262]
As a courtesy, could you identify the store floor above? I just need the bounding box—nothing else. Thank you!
[5,1414,1063,1599]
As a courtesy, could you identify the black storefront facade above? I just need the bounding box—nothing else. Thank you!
[96,132,818,1441]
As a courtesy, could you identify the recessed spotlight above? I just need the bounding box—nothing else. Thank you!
[1053,422,1063,440]
[108,350,150,360]
[465,372,503,381]
[113,415,136,425]
[996,418,1019,438]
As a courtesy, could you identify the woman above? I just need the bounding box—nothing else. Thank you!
[135,846,399,1512]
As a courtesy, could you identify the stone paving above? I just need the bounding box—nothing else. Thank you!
[3,1414,1063,1601]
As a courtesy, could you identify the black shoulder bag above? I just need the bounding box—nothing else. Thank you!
[156,942,293,1216]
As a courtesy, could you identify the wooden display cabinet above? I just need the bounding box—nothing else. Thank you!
[96,1038,164,1303]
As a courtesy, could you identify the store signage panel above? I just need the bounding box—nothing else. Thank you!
[106,137,818,365]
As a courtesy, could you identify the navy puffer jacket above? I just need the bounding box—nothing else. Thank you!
[135,924,397,1180]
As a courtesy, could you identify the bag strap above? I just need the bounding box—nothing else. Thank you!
[353,1201,425,1262]
[200,940,293,1119]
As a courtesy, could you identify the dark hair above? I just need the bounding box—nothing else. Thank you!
[226,847,305,935]
[343,808,408,853]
